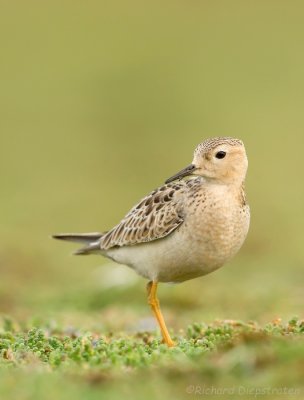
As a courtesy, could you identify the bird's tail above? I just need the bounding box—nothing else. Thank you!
[52,232,103,255]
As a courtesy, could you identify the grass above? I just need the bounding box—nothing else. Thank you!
[0,317,303,399]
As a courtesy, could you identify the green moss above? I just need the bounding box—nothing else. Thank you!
[0,318,303,399]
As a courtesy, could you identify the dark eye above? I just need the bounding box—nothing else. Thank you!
[215,151,226,159]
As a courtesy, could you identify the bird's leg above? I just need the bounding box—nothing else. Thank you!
[146,281,175,347]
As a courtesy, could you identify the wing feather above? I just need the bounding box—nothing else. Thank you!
[100,183,185,250]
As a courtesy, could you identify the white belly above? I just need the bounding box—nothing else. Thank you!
[105,202,250,283]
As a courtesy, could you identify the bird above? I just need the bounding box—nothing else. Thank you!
[53,137,250,347]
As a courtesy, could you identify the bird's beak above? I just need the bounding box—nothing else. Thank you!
[165,164,197,184]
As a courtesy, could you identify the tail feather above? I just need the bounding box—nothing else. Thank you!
[73,242,101,255]
[52,232,103,244]
[52,232,104,255]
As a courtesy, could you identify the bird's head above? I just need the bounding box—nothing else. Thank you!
[165,137,248,186]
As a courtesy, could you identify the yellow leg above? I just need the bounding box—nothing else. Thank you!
[146,281,175,347]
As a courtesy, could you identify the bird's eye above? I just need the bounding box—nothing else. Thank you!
[215,151,226,159]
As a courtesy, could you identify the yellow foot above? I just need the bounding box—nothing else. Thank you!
[162,337,176,347]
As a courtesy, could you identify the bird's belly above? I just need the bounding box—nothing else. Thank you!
[106,204,250,283]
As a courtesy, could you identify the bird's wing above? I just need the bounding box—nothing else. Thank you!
[100,182,188,250]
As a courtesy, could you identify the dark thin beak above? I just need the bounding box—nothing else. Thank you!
[165,164,197,184]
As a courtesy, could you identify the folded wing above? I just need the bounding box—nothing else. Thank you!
[100,182,185,250]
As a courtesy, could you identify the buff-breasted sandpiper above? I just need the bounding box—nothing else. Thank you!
[53,137,250,347]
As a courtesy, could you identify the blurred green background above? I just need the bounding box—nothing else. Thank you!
[0,1,304,395]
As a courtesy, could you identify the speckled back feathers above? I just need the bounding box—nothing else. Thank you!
[100,179,204,250]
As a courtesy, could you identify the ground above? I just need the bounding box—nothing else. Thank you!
[1,316,303,400]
